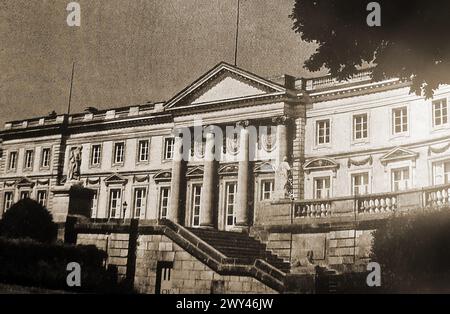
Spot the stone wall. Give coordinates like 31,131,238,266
134,234,275,294
254,201,291,226
77,233,129,280
263,229,374,273
76,232,276,294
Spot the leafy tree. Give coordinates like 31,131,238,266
371,209,450,293
0,198,57,243
290,0,450,98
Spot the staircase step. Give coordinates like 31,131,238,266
199,238,265,248
186,227,291,274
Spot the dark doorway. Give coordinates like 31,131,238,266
155,261,174,294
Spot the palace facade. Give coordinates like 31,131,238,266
1,62,450,293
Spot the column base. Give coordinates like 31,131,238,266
199,223,215,229
232,224,249,233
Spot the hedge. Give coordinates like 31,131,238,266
0,237,128,293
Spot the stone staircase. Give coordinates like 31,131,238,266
187,228,291,273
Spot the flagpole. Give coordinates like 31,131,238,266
234,0,240,66
67,61,75,115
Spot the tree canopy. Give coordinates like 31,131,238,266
290,0,450,98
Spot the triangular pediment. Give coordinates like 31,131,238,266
303,158,339,174
254,161,276,173
219,164,238,176
381,147,419,164
186,166,204,177
153,170,172,182
165,62,286,109
104,173,128,186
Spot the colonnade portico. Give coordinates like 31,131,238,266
168,115,291,231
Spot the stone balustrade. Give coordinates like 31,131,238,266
356,193,398,214
305,69,372,91
292,185,450,220
424,184,450,208
294,200,332,218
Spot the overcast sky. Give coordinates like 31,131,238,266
0,0,318,127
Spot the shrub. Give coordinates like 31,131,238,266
370,209,450,293
0,198,57,243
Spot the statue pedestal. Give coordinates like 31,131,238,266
52,185,72,223
51,181,94,223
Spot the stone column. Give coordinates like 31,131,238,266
273,115,290,199
200,129,215,228
235,121,250,229
274,115,289,165
169,135,183,223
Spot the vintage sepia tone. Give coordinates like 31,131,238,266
1,1,450,294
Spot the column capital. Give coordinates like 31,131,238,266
236,120,250,128
272,115,292,125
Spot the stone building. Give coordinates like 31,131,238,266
1,62,449,293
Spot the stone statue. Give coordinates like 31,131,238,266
276,156,293,199
291,250,316,274
68,146,82,181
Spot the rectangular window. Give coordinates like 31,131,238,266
91,190,98,218
138,140,150,162
3,192,13,211
316,120,330,145
24,150,34,169
91,145,102,166
433,99,448,127
314,177,331,199
392,107,408,134
191,185,202,227
159,187,170,219
353,114,368,140
37,190,47,207
20,191,30,200
164,138,174,160
225,183,237,228
392,167,410,192
445,161,450,184
133,188,147,218
41,148,51,168
108,189,122,218
352,173,369,196
8,152,17,170
261,179,274,200
113,142,125,164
